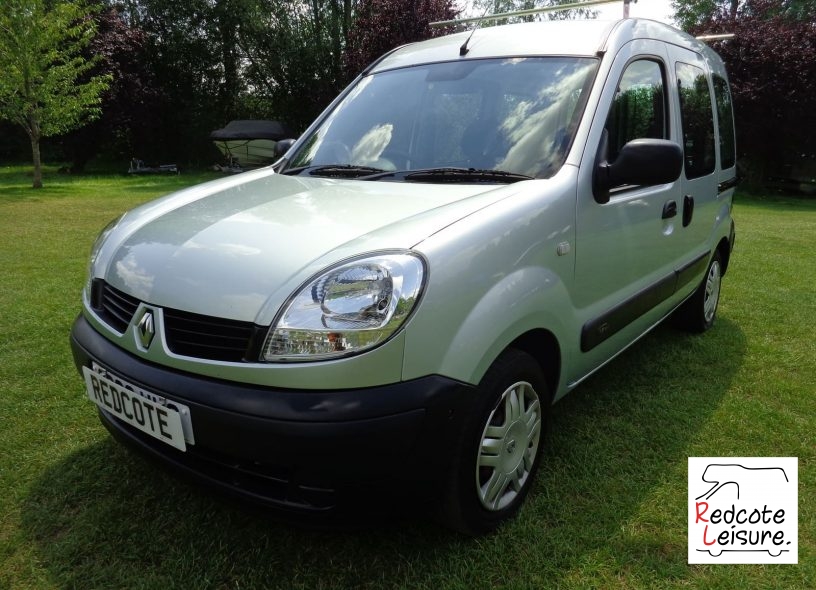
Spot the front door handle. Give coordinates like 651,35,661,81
662,200,677,219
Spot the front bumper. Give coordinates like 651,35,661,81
70,314,475,518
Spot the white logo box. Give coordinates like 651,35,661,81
688,457,798,564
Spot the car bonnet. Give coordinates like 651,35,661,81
94,169,522,323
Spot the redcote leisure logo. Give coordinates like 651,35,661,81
688,457,798,564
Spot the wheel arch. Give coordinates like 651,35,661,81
404,263,574,391
716,236,732,275
506,329,560,403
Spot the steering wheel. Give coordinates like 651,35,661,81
379,150,413,170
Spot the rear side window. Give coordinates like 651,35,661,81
606,59,667,162
676,62,715,178
712,75,736,169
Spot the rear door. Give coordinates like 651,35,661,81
667,47,719,291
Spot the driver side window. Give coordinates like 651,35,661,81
606,59,668,162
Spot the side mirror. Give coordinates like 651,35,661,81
274,138,296,158
593,135,683,204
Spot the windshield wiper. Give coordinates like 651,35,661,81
360,167,534,184
282,164,387,178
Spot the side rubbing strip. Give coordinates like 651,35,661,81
581,274,675,352
581,250,711,352
675,251,710,291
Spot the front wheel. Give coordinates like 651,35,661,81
440,349,548,535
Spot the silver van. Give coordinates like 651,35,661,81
71,18,737,533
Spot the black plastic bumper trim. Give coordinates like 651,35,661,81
71,314,470,422
70,314,476,514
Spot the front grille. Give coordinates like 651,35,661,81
163,308,255,362
95,281,140,333
94,280,258,362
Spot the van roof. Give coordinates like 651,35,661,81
371,19,723,73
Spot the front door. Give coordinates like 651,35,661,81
572,40,685,381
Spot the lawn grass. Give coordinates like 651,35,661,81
1,166,814,589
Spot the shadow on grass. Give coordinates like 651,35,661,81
20,318,746,589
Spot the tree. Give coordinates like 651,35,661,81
672,0,815,31
0,0,110,187
687,0,816,182
113,0,338,161
672,0,738,31
343,0,458,77
469,0,598,23
61,6,161,172
237,0,355,132
119,0,238,164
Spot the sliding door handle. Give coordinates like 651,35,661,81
683,195,695,227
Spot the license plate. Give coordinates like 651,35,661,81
82,365,193,452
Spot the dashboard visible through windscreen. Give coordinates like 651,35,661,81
286,57,599,181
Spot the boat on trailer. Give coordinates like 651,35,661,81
210,120,291,169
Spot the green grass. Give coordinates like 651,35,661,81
1,165,814,589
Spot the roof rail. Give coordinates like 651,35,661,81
695,33,736,41
430,0,621,28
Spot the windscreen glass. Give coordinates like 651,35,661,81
286,57,598,179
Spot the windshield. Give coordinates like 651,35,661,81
284,57,599,181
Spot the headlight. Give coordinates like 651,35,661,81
262,253,425,361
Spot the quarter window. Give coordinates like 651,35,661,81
713,75,736,169
606,59,667,162
676,62,716,178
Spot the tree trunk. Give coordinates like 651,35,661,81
217,0,239,119
31,136,43,189
330,0,342,81
312,0,322,37
343,0,352,41
28,116,43,189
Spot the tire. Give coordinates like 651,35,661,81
675,250,723,333
440,349,548,535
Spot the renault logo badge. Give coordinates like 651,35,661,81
136,310,155,350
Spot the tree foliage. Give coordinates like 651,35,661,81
688,0,816,182
469,0,597,23
101,0,362,162
672,0,737,31
343,0,458,76
114,0,244,163
60,7,161,172
0,0,110,187
673,0,815,31
0,0,611,171
80,0,462,165
237,0,356,132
